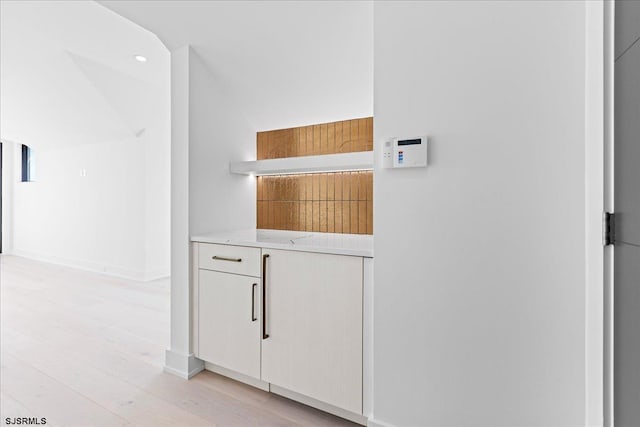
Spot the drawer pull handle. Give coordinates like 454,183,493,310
251,283,257,322
262,254,270,339
212,256,242,263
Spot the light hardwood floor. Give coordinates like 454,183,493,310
0,255,357,427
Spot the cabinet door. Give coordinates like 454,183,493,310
261,249,363,414
198,269,261,379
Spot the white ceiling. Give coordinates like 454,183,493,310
98,0,373,131
0,0,169,149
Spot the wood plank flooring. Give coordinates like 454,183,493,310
0,255,356,427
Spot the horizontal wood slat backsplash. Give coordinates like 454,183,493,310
256,117,373,234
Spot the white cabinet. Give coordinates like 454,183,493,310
194,242,365,419
198,269,261,379
195,243,262,380
261,249,363,414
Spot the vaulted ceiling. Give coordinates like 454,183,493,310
0,1,169,149
1,1,373,149
98,0,373,131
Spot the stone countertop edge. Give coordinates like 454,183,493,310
191,229,374,258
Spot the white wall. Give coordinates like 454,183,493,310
373,1,602,426
9,139,144,277
144,92,172,279
5,130,169,281
188,50,256,235
1,141,16,253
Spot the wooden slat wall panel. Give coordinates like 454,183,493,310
257,171,373,234
257,117,373,159
339,120,350,153
256,117,373,234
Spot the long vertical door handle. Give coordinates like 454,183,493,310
262,254,270,339
251,283,257,321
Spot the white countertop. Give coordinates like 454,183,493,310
191,229,373,258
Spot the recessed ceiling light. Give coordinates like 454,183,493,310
134,55,147,62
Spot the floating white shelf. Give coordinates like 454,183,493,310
229,151,373,176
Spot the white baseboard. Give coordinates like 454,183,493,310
367,418,396,427
164,349,204,379
9,249,167,282
144,268,170,282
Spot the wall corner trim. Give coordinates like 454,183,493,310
163,349,204,379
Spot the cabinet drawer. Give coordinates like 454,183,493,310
198,243,261,277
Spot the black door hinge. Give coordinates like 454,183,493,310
604,212,616,246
